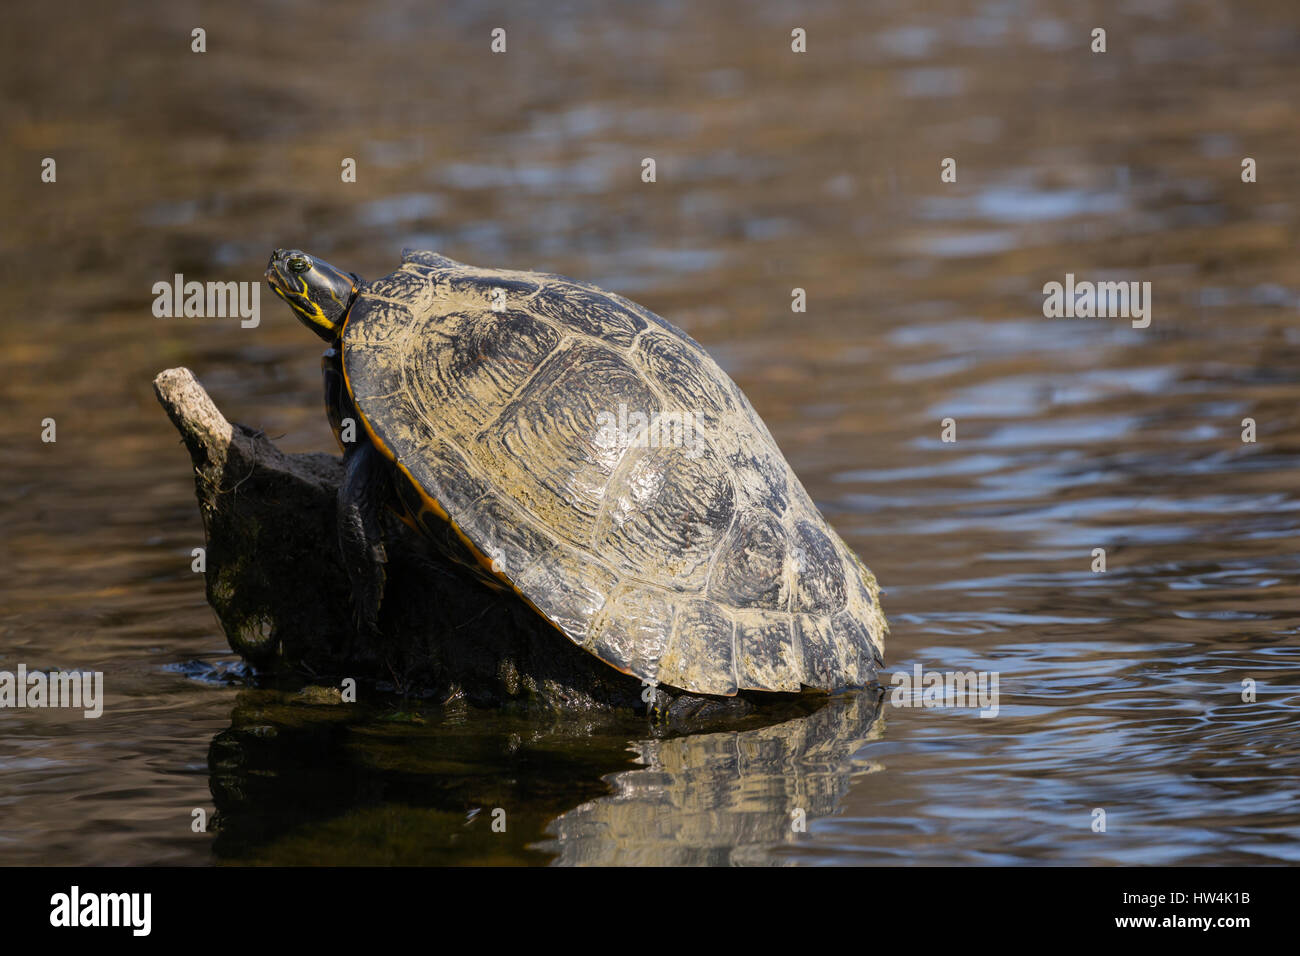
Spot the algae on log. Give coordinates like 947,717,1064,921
152,366,657,713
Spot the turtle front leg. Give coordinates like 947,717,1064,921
337,440,390,646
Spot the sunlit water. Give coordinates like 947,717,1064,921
2,0,1298,865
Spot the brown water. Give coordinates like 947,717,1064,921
2,0,1299,865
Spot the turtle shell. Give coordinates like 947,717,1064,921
341,249,886,695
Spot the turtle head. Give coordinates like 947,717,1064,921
265,249,360,341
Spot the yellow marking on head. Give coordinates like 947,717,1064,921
291,273,334,328
271,270,336,333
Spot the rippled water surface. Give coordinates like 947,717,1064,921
2,0,1299,865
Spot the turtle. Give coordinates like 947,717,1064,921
264,247,886,697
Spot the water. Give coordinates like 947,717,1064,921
2,0,1298,865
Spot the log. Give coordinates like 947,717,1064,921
153,367,752,718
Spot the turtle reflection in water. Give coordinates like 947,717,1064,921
266,248,886,708
205,686,885,864
536,690,886,865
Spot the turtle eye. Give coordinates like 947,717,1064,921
288,255,311,274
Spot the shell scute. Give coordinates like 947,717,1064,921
657,600,737,696
734,614,802,692
595,442,736,589
707,511,789,611
792,519,848,614
588,584,674,680
529,282,646,348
